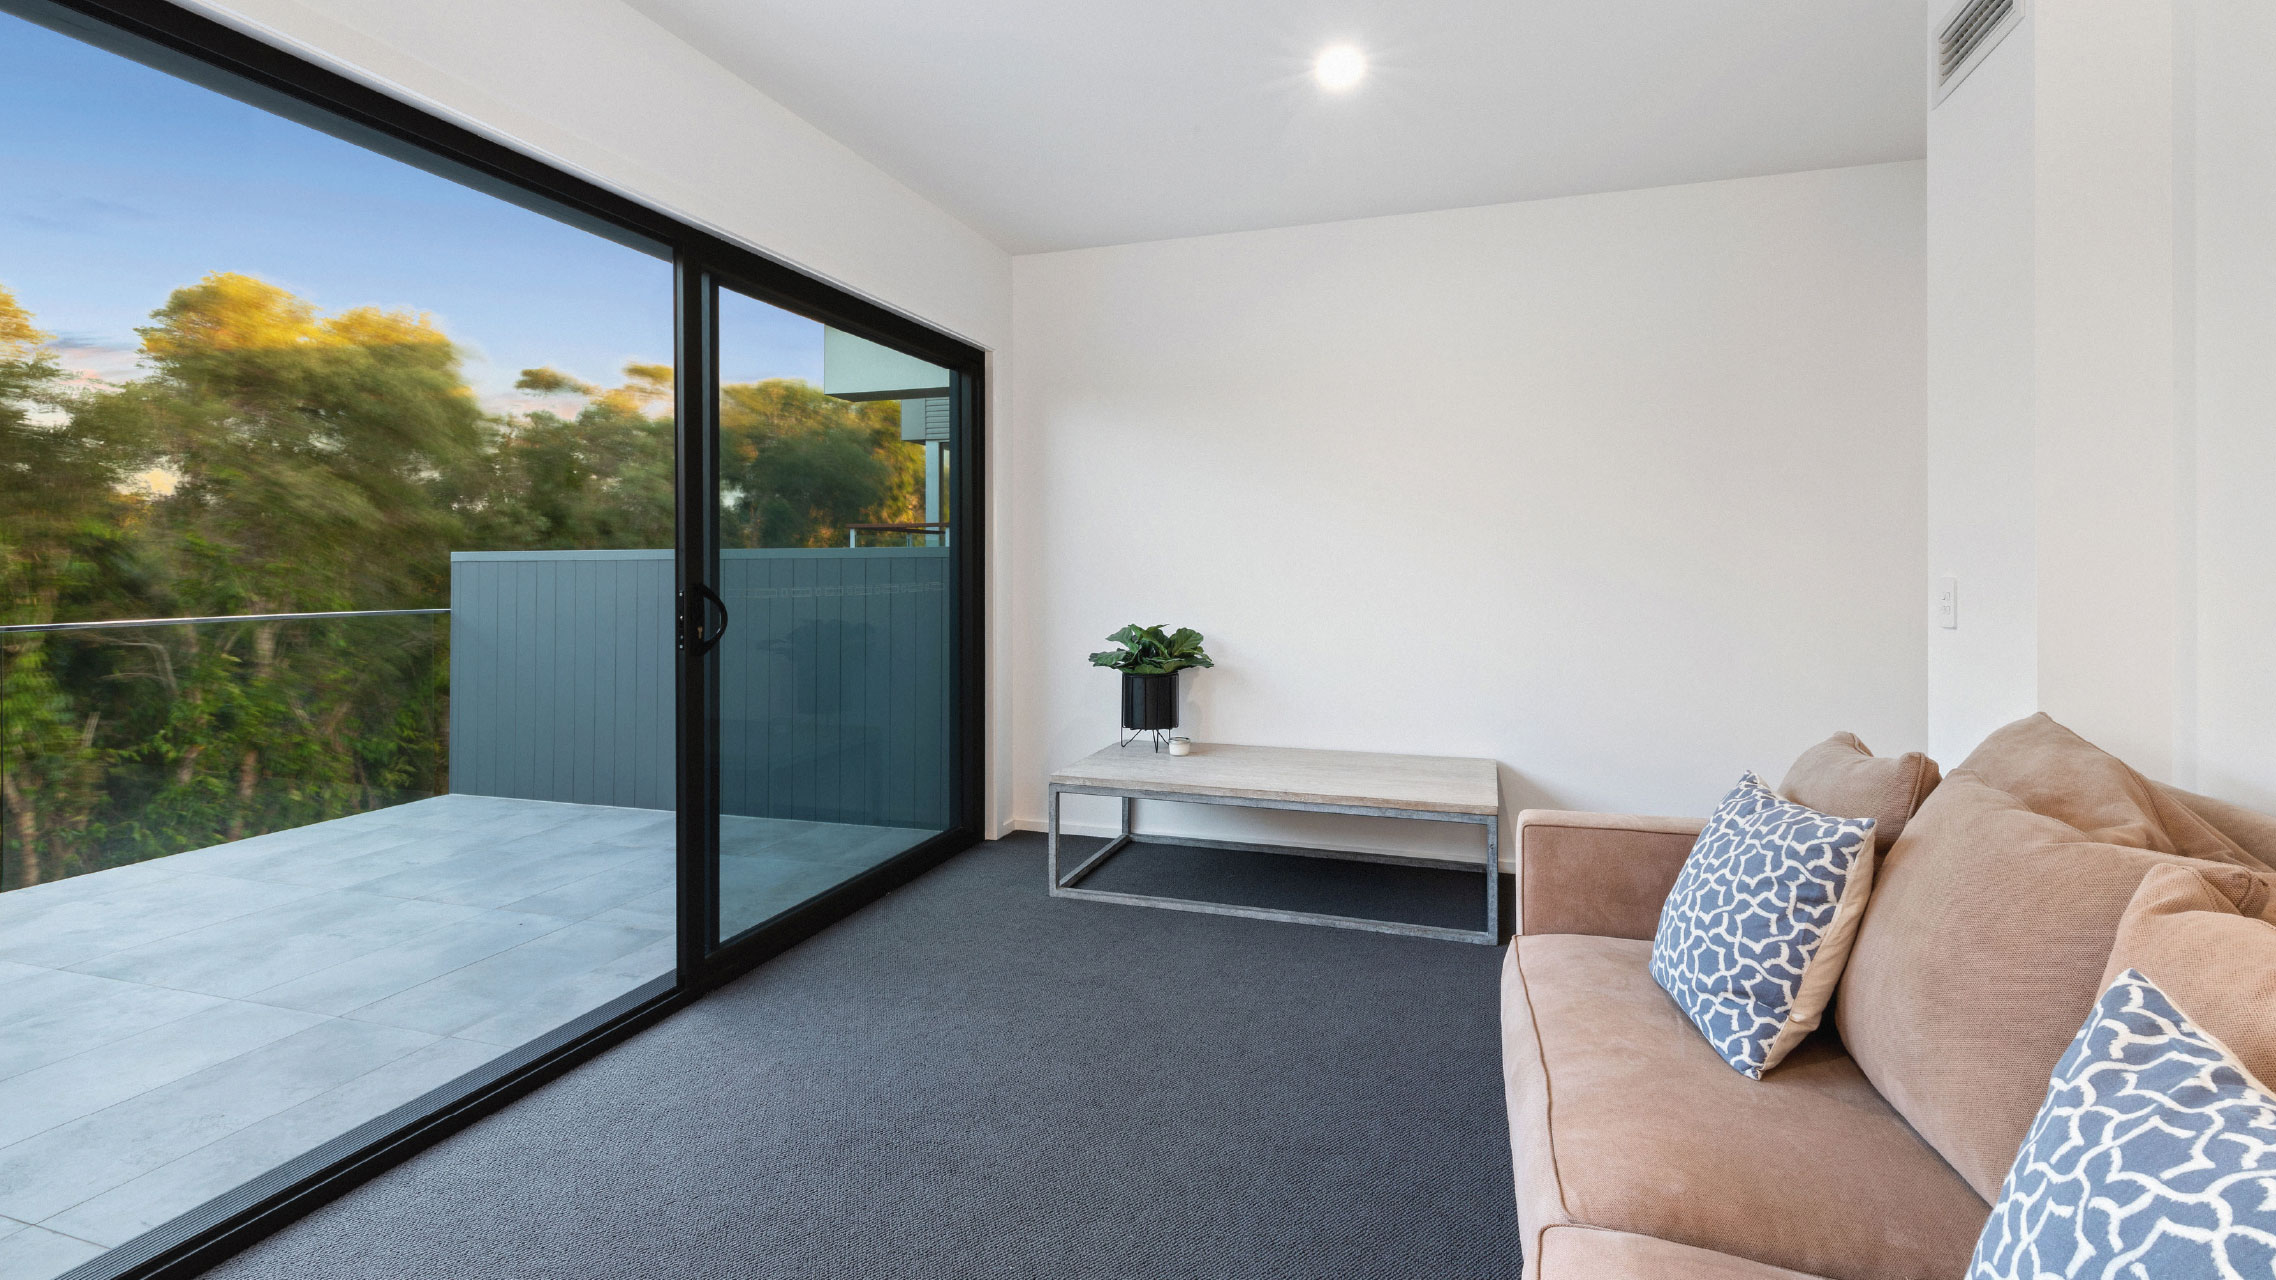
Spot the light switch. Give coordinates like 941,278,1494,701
1936,576,1959,630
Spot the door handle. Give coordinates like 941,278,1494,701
679,583,730,655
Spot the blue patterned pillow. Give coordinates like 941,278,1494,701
1971,968,2276,1279
1649,772,1878,1078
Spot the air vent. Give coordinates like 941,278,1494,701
1934,0,2023,104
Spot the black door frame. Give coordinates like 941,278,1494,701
676,261,987,990
10,2,990,1276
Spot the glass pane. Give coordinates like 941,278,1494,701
712,288,951,943
0,7,673,1268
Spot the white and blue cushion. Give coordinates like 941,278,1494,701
1649,772,1878,1078
1970,968,2276,1279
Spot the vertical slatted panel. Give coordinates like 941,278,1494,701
641,553,673,801
449,548,948,824
536,561,561,800
863,553,892,823
909,548,948,827
572,561,596,803
839,556,868,823
891,553,916,822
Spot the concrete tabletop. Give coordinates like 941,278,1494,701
1049,742,1500,816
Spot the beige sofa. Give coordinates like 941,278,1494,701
1499,717,2276,1279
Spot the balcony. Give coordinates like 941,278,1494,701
0,546,945,1274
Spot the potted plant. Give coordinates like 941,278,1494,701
1088,624,1213,746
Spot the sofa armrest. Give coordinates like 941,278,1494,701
1514,809,1704,940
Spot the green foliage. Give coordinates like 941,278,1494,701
456,379,676,551
720,380,922,549
514,366,595,397
1087,624,1214,676
0,273,927,890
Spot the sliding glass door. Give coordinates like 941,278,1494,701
0,8,683,1274
0,3,981,1277
694,284,957,949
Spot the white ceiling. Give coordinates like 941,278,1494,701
621,0,1927,255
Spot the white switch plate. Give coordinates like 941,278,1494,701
1936,576,1959,629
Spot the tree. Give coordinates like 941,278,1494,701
1,272,938,888
719,379,922,548
49,274,477,858
0,283,118,884
90,272,484,615
454,365,677,551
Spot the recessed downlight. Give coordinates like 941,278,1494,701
1313,44,1366,92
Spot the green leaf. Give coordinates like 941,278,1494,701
1085,622,1210,673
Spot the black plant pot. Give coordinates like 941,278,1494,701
1121,672,1179,731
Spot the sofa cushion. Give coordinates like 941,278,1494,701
1959,713,2257,866
1778,731,1940,853
2150,780,2276,872
1835,770,2276,1199
1534,1226,1834,1280
1502,935,1988,1280
1969,968,2276,1279
2100,862,2276,1080
1650,773,1878,1077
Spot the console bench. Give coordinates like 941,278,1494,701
1045,741,1503,944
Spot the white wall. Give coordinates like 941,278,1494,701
1925,0,2276,806
2188,0,2276,809
1925,1,2189,778
186,0,1022,833
1924,18,2037,764
1012,162,1929,863
2031,2,2183,781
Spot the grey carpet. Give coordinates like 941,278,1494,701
1076,840,1498,931
199,834,1520,1279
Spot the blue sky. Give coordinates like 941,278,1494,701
0,10,822,403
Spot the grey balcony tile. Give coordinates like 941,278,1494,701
0,856,196,912
716,837,916,931
544,805,674,845
343,920,667,1038
339,836,593,903
587,884,676,932
432,801,594,842
0,874,321,970
591,935,676,983
0,1224,106,1280
499,858,673,920
0,967,172,1031
65,893,488,1000
0,971,223,1081
600,815,678,848
301,798,533,844
243,909,566,1016
160,826,428,884
718,816,927,866
322,796,456,824
0,1018,435,1224
405,844,656,911
256,827,520,893
0,1000,323,1149
445,953,668,1048
40,1035,499,1248
0,798,725,1246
